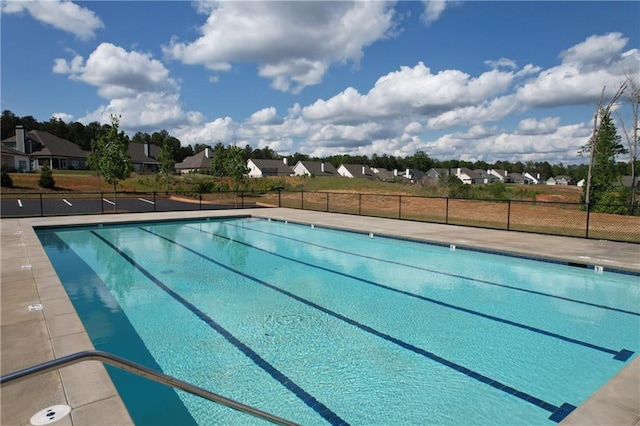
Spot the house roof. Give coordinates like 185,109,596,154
294,161,338,176
372,167,395,180
9,130,88,158
1,144,27,156
455,168,482,179
473,169,495,179
248,159,294,174
128,143,161,164
175,149,212,170
339,164,375,178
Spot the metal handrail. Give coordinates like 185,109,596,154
0,350,298,426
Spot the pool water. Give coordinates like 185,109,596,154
37,218,639,425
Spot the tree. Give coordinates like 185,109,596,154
585,110,626,207
227,145,249,180
210,142,227,177
38,164,55,189
1,163,13,187
617,75,639,212
91,115,132,210
157,134,175,190
583,83,626,206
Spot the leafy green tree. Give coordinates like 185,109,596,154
91,115,132,210
38,164,55,189
584,111,626,206
157,135,175,189
210,142,227,177
1,163,13,187
227,145,249,180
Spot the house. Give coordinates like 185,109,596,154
1,144,30,172
473,169,498,184
425,168,450,183
507,172,531,185
371,167,395,181
1,125,88,171
337,164,376,179
524,172,544,185
453,168,485,185
247,158,294,177
391,168,425,182
488,169,514,183
175,147,212,174
128,142,161,172
292,161,338,177
546,175,573,185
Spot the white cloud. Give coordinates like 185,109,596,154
247,107,283,125
163,1,397,93
53,43,200,130
1,0,103,40
51,112,73,122
485,58,517,70
421,0,447,25
517,117,560,135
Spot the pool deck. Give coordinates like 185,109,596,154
1,208,638,425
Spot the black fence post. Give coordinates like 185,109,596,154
241,191,244,209
40,193,43,217
398,195,402,219
507,200,511,230
445,197,449,224
101,192,104,214
358,193,362,216
199,193,202,210
585,203,591,239
153,191,157,212
278,189,282,207
326,193,329,212
301,190,304,210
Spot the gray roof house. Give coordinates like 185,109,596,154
524,172,544,184
292,161,338,177
337,164,376,179
453,168,485,185
128,142,161,172
175,148,212,174
1,125,88,171
507,172,531,185
546,175,573,185
247,158,294,177
1,143,30,172
473,169,498,184
371,167,395,181
425,168,451,183
488,169,514,183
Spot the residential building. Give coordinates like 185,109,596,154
247,158,294,177
371,167,395,181
507,172,531,185
292,161,338,177
1,144,30,172
453,168,485,185
128,142,161,172
524,172,544,184
1,125,88,171
175,148,213,174
488,169,514,183
337,164,376,179
473,169,498,184
546,175,573,185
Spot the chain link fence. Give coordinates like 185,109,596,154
2,190,638,243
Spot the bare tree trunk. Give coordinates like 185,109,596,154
617,75,639,214
584,83,627,206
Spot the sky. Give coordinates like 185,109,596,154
1,1,639,165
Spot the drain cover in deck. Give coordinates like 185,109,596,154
30,405,71,425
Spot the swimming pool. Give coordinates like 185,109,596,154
36,217,639,425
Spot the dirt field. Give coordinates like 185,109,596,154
3,173,638,242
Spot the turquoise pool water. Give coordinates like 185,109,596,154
37,217,639,425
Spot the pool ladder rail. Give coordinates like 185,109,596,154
0,350,299,426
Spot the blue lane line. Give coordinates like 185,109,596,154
90,231,348,426
225,220,640,318
185,225,633,362
141,227,577,423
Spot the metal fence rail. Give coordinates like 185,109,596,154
1,190,638,243
0,350,298,426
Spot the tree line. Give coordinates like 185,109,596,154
2,109,635,186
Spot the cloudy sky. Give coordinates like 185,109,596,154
1,1,638,164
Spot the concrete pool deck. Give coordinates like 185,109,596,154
1,208,638,425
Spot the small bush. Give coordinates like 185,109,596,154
1,164,13,187
38,165,56,189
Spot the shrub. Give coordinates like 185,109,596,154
38,165,55,189
1,164,13,187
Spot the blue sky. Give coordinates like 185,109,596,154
1,1,638,164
